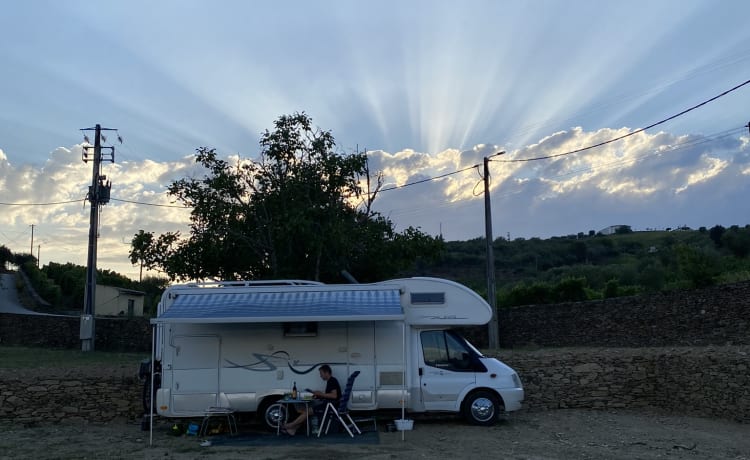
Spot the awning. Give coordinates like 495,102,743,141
151,287,404,324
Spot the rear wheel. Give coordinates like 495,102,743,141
141,373,160,415
258,397,287,431
462,390,500,426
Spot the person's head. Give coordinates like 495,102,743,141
319,364,332,380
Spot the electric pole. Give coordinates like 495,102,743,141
484,151,505,350
79,124,117,352
29,224,35,255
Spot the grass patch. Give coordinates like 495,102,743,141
0,345,148,369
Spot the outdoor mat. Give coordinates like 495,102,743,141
204,429,379,447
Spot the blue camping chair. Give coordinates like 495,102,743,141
317,370,362,437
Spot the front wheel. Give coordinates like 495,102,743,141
258,398,287,431
462,390,500,426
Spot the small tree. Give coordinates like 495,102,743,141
134,113,442,282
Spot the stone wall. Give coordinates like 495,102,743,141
497,281,750,348
2,346,748,424
0,369,143,424
0,314,151,352
3,280,749,353
496,346,750,423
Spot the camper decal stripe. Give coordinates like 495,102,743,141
224,351,346,374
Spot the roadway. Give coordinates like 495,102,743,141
0,272,68,316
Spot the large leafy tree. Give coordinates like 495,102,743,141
131,113,442,282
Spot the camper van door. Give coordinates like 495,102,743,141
417,330,476,411
169,334,221,414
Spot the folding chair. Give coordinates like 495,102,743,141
318,370,362,437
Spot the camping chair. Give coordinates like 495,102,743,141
317,370,362,437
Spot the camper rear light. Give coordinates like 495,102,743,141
160,405,168,411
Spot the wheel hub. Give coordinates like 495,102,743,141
471,397,495,422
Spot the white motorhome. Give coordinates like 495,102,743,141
148,277,524,427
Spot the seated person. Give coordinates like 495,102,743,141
282,364,341,436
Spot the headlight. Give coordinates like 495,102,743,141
511,373,522,388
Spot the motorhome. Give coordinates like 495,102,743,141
147,277,524,428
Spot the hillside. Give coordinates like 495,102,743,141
11,224,750,311
415,225,750,307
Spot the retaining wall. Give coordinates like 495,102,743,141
1,346,748,424
0,369,142,425
497,281,750,348
0,314,151,352
498,346,750,423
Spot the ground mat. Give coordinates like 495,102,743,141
205,429,379,446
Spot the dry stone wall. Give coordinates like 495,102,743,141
1,346,748,424
0,314,151,352
497,346,750,423
0,368,142,425
497,281,750,348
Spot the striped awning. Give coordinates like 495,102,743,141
151,287,403,324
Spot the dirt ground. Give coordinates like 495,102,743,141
1,408,748,460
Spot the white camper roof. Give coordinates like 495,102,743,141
151,284,404,324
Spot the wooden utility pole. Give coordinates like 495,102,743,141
29,224,35,255
483,151,505,350
80,124,116,351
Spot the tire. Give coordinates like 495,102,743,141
258,397,287,431
462,390,500,426
142,373,161,415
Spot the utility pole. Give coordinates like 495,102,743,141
484,151,505,350
80,124,117,352
37,244,40,267
29,224,35,255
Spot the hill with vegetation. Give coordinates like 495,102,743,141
4,224,750,313
420,224,750,307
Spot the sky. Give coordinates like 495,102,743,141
1,0,750,281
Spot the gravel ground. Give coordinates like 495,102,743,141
1,408,748,460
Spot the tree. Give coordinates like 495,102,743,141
0,245,12,270
721,226,750,258
708,225,725,247
133,113,442,282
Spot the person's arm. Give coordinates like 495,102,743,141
312,388,339,400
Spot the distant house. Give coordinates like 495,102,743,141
96,284,145,317
598,225,632,235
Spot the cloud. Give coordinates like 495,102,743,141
1,128,748,279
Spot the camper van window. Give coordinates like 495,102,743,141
410,292,445,304
420,330,474,372
283,322,318,337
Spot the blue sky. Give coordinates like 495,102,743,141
1,0,750,279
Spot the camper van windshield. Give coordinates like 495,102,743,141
451,331,485,357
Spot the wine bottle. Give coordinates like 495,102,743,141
292,381,297,399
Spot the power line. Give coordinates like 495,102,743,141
377,78,750,192
110,197,189,208
0,197,187,208
496,78,750,164
378,164,480,193
0,199,85,206
380,126,748,220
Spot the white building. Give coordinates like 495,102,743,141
96,284,145,317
